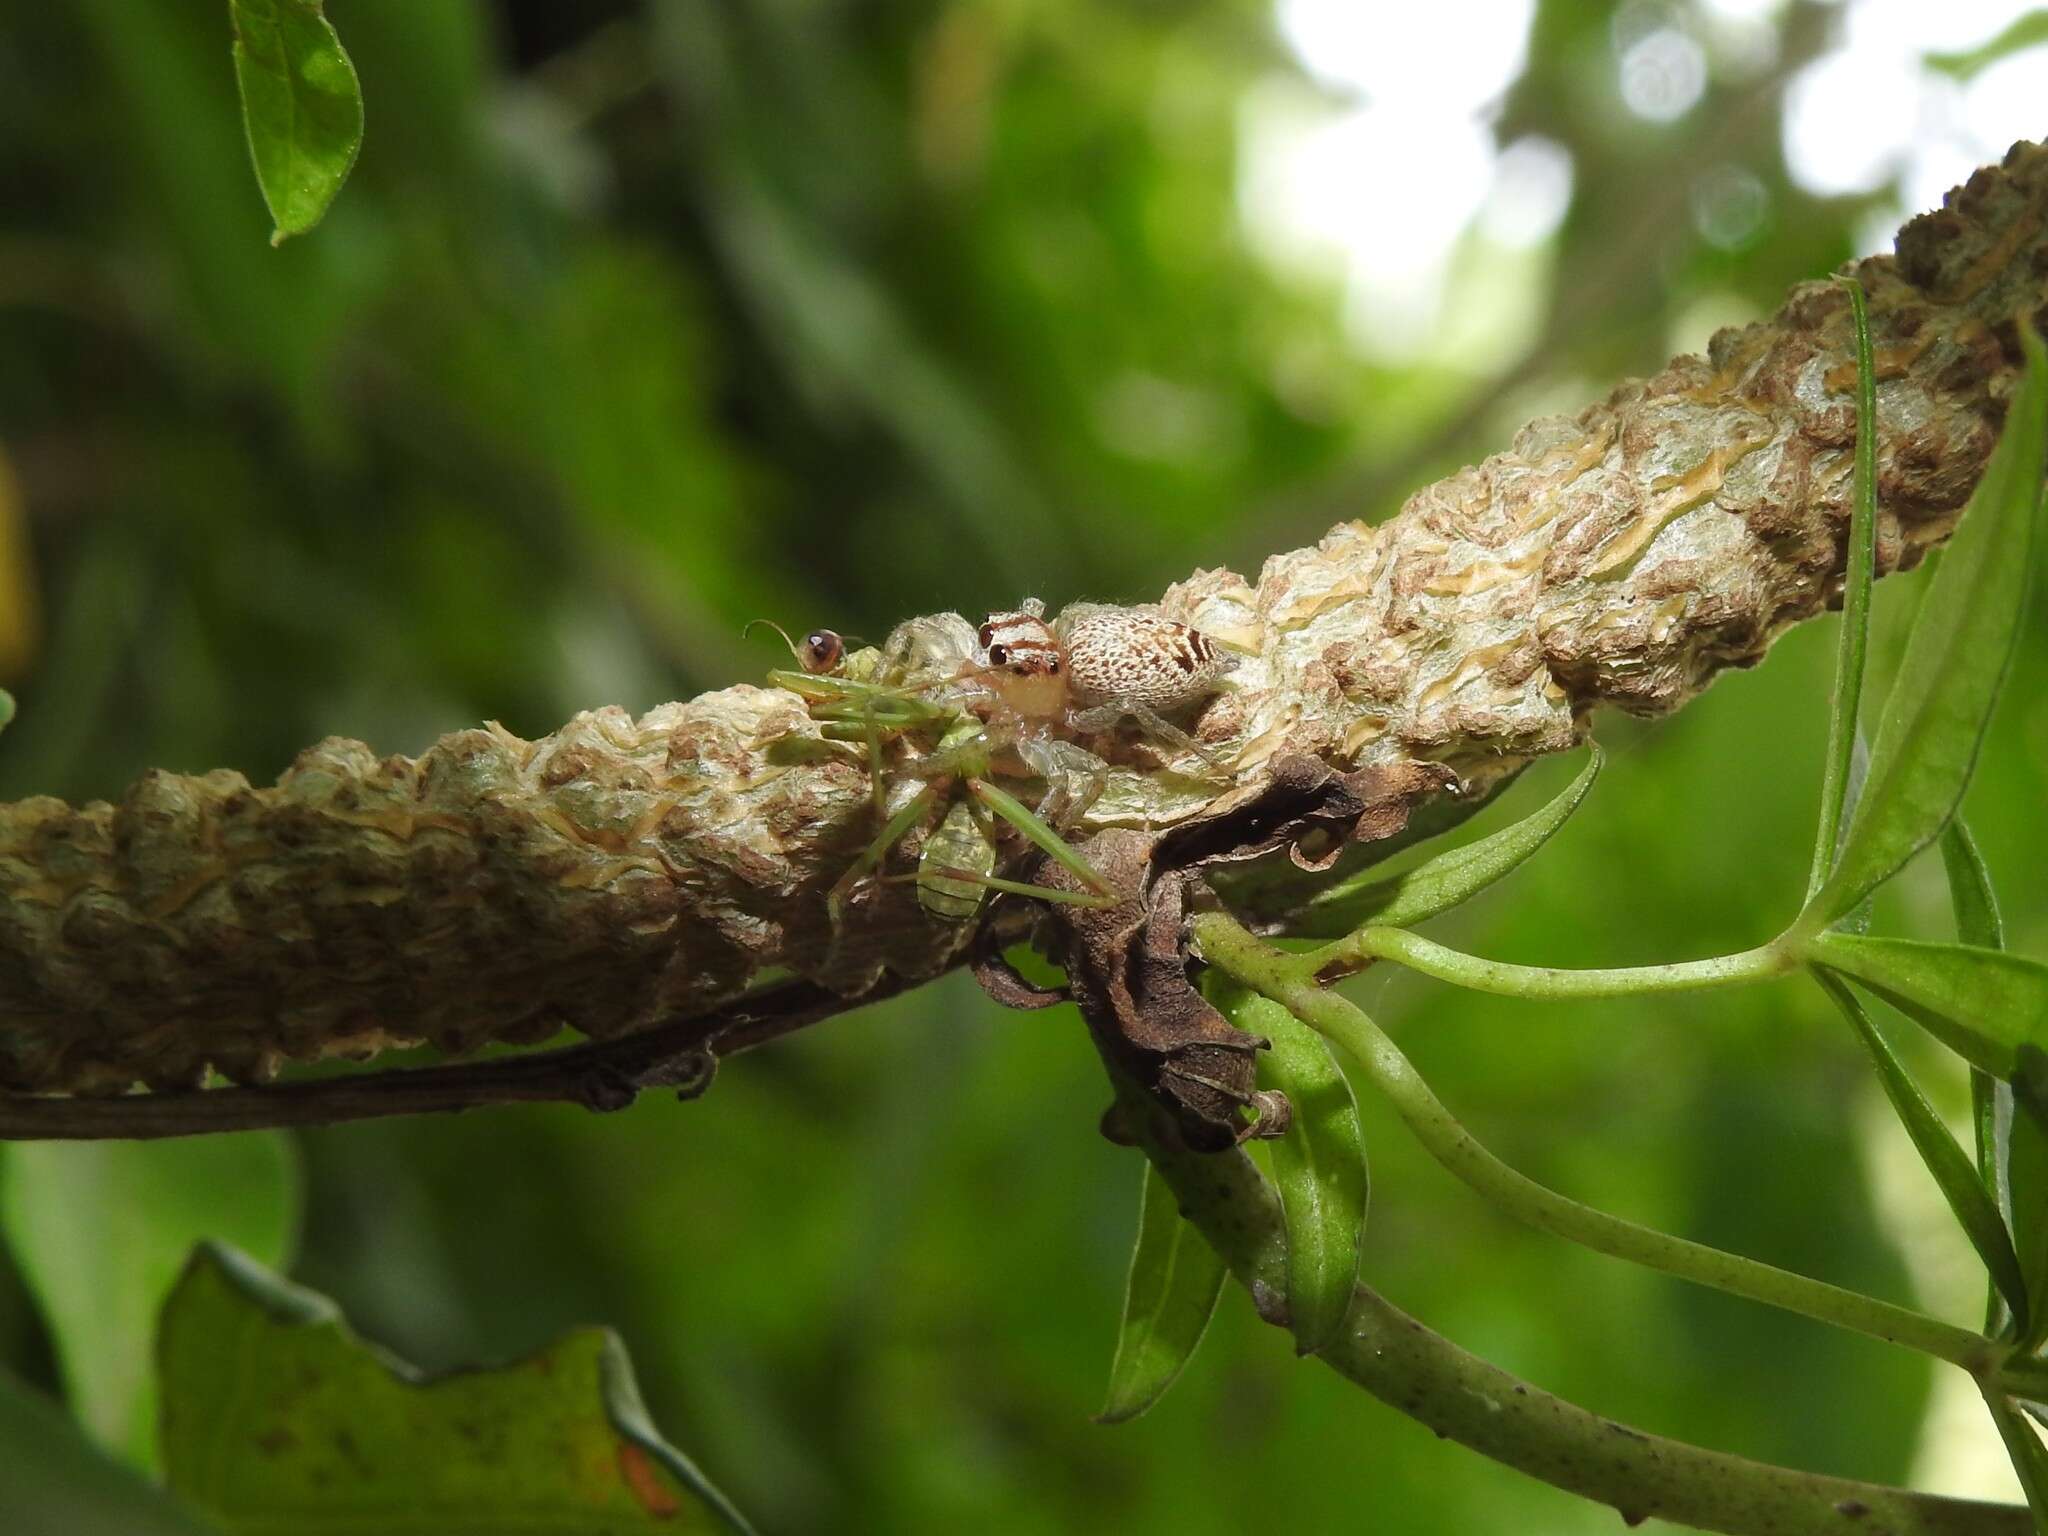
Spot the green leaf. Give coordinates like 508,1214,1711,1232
0,1367,219,1536
159,1244,756,1534
0,688,13,734
1805,325,2048,926
1243,990,1370,1356
1807,276,1880,900
2011,1064,2048,1354
1293,745,1602,939
1804,931,2048,1079
1982,1387,2048,1530
0,1133,298,1471
1943,817,2006,952
1096,1163,1226,1424
1941,818,2034,1338
1812,971,2028,1328
1926,11,2048,78
229,0,364,245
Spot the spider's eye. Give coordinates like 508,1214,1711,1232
1047,657,1059,673
977,623,995,646
987,643,1008,665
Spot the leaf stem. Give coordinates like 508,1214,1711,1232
1194,913,1996,1372
1298,924,1795,999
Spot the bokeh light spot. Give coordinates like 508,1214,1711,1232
1620,28,1709,122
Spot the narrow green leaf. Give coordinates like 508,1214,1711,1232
2011,1065,2048,1354
1804,931,2048,1078
0,687,14,734
0,1367,218,1536
159,1243,755,1534
1233,986,1370,1356
1807,276,1880,900
1293,745,1602,939
1982,1388,2048,1530
1806,325,2048,925
1943,817,2006,951
1097,1163,1227,1424
1942,818,2029,1335
1813,971,2028,1327
229,0,364,245
0,1133,297,1472
1926,11,2048,78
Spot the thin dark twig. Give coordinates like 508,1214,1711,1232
0,968,936,1142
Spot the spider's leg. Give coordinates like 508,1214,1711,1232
1015,737,1107,829
859,695,890,818
1068,703,1226,775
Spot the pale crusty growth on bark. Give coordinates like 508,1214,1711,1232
4,143,2046,1097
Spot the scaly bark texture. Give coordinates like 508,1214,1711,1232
4,142,2046,1097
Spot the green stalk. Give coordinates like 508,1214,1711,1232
1194,913,1995,1372
1303,925,1794,999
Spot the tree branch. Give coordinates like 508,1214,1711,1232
0,967,932,1140
3,141,2046,1121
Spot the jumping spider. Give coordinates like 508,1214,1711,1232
758,599,1238,922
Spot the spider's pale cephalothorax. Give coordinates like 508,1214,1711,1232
975,601,1068,723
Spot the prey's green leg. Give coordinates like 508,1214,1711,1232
966,778,1118,907
769,670,949,724
828,783,938,926
903,732,995,783
863,696,888,818
918,868,1120,911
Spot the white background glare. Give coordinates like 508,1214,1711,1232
1482,137,1577,249
1245,0,1541,361
1782,0,2048,248
1274,0,1533,109
1242,0,2048,366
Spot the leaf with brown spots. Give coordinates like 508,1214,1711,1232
159,1243,754,1534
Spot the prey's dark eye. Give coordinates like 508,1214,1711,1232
800,630,844,673
987,643,1009,665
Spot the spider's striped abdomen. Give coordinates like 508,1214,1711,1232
1053,604,1230,714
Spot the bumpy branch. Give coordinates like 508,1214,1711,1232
3,141,2046,1108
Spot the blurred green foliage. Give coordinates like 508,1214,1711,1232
3,1,2047,1530
0,1133,297,1470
